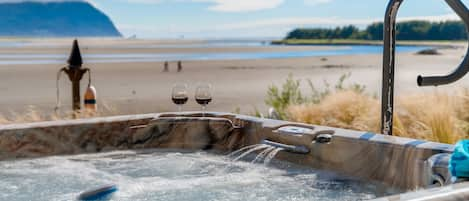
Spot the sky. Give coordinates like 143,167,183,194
1,0,467,38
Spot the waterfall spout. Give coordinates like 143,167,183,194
261,139,310,154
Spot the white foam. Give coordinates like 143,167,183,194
0,151,382,201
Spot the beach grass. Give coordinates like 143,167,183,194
287,90,469,144
0,100,121,124
268,74,469,144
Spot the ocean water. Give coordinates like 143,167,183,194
0,150,390,201
0,44,428,65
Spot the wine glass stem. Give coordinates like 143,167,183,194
202,105,206,117
178,105,182,112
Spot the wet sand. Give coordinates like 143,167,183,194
0,38,466,118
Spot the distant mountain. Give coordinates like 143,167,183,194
0,1,121,37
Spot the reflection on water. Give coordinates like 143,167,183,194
0,151,394,201
0,45,428,65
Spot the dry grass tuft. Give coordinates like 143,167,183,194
288,90,469,144
0,100,121,125
394,92,463,143
288,90,380,131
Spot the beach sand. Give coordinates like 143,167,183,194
0,38,467,119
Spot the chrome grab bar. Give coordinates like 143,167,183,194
381,0,469,135
381,0,403,136
418,0,469,86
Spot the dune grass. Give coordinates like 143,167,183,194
268,74,469,144
0,101,120,125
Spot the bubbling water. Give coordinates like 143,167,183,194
0,150,386,201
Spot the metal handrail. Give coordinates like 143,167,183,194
418,0,469,86
381,0,469,135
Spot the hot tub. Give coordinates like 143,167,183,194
0,112,462,200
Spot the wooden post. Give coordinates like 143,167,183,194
63,39,88,116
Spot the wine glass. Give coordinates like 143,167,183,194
195,83,212,116
172,83,188,112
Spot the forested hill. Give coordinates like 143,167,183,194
285,21,467,41
0,1,121,37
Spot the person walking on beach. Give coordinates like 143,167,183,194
163,61,169,72
177,61,183,72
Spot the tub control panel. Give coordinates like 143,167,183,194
276,126,315,136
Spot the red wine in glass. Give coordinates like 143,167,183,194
173,97,189,105
195,98,211,105
195,83,212,116
172,83,188,112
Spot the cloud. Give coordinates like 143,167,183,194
116,0,161,3
218,17,370,30
216,13,460,30
116,0,284,12
304,0,332,6
399,13,459,22
194,0,284,12
118,13,462,38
